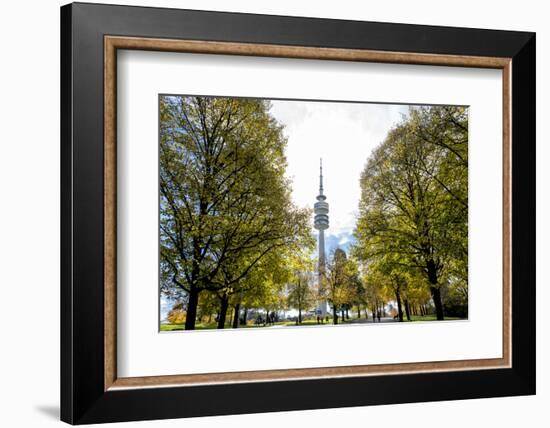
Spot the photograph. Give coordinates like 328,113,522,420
53,2,536,424
159,95,469,331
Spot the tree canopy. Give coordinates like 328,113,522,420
160,96,313,329
353,106,468,320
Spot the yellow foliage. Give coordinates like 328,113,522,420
167,308,186,324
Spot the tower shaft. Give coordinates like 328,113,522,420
318,229,325,274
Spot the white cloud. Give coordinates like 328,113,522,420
270,100,409,241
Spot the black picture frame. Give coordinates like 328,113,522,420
61,2,535,424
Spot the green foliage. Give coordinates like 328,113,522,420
286,250,317,322
321,248,359,323
353,106,468,320
159,96,313,329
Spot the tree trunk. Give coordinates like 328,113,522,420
372,305,376,322
427,259,444,320
357,305,361,319
341,308,346,323
395,289,403,322
345,308,350,319
430,287,444,320
217,296,229,329
404,299,411,321
332,306,338,324
298,307,302,324
242,308,248,326
184,287,199,330
232,303,240,328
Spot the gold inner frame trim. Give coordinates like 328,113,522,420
104,35,512,391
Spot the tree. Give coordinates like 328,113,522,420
287,272,314,323
215,250,293,329
160,96,311,329
197,290,218,324
166,302,186,324
323,248,355,324
354,106,468,320
364,254,410,322
286,251,316,324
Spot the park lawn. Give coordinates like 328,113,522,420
161,318,377,331
160,315,466,331
160,321,290,331
160,322,224,331
409,314,464,322
160,323,186,331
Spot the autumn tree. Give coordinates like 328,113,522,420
368,255,410,322
197,290,218,324
354,106,468,320
323,248,356,324
286,250,316,324
360,268,386,322
167,302,186,325
340,257,361,321
160,96,311,329
216,250,293,329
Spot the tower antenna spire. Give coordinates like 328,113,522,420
319,158,323,195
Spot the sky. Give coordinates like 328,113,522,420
269,99,409,254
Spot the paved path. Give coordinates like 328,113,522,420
261,317,397,328
349,317,397,324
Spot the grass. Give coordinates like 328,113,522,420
160,323,187,331
160,318,330,331
160,321,272,331
409,314,463,322
160,314,466,331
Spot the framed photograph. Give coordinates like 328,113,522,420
60,2,535,424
